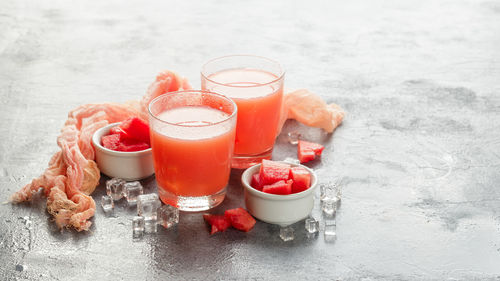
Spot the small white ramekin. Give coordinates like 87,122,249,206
92,122,154,181
241,161,318,226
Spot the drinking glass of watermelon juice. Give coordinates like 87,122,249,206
148,90,237,211
201,55,285,169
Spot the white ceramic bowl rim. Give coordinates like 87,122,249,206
92,122,152,157
241,162,318,200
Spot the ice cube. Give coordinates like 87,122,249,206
321,198,338,217
305,217,319,234
137,193,161,220
144,218,158,233
283,157,300,165
324,220,337,243
106,178,126,200
157,204,179,229
279,226,294,242
287,131,301,145
320,181,341,203
132,216,145,240
101,195,114,213
124,181,144,205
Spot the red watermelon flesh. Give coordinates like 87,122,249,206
298,140,324,163
290,167,311,193
259,160,291,185
119,117,150,145
102,134,121,151
117,141,150,152
251,173,264,191
262,179,293,195
101,117,151,152
224,208,256,232
203,214,231,235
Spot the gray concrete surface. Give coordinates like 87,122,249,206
1,0,500,280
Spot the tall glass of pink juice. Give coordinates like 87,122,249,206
148,90,237,211
201,55,285,169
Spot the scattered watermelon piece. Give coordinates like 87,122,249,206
203,214,231,235
297,140,324,163
120,117,150,145
224,208,256,232
259,159,291,185
262,179,293,195
250,173,264,191
289,167,311,193
101,134,121,151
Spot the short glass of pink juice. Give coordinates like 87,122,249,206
148,90,237,211
201,55,285,169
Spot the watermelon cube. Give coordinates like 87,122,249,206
259,160,291,185
297,140,324,163
262,179,293,195
224,208,256,232
203,214,231,235
119,117,150,145
101,134,121,151
250,173,264,191
289,167,311,193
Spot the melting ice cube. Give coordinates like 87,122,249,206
137,193,161,220
132,216,145,240
157,205,179,229
324,220,337,243
124,181,144,205
320,181,341,203
106,178,126,201
305,217,319,234
321,198,339,217
279,226,294,242
101,195,114,213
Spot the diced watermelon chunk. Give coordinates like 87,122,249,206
224,208,256,232
101,134,121,151
250,173,264,191
119,117,150,145
262,179,293,195
203,214,231,235
297,140,324,163
117,142,150,152
289,167,311,193
102,118,152,152
259,160,291,185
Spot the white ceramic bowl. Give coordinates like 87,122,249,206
241,162,318,226
92,122,154,181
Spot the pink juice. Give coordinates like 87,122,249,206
150,106,236,203
203,69,283,156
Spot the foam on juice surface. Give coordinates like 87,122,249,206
155,106,231,140
208,69,279,99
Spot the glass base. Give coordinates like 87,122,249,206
158,187,226,212
231,148,273,169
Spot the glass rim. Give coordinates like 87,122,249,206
200,54,285,88
148,90,238,128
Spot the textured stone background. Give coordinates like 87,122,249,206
1,0,499,280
